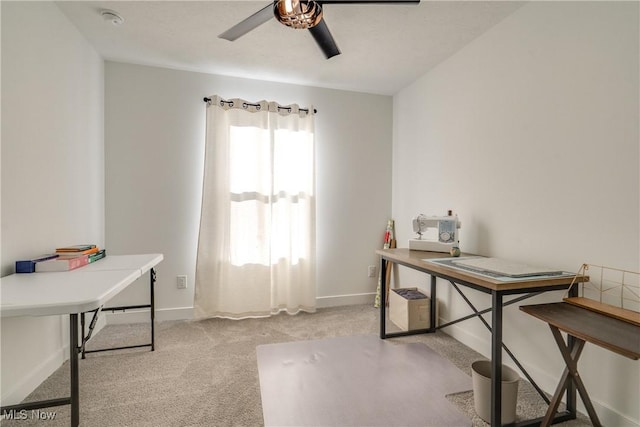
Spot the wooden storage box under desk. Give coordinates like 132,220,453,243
389,288,430,331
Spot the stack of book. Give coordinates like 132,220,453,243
16,245,107,273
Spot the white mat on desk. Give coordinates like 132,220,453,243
257,335,472,427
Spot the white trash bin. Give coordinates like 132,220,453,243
471,360,519,425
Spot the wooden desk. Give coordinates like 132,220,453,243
377,248,582,427
520,302,640,427
0,254,163,427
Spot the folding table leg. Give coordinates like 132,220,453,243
150,267,156,351
69,313,80,427
80,313,86,359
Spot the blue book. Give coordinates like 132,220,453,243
16,254,60,273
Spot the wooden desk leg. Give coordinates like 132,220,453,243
541,326,601,427
491,291,503,427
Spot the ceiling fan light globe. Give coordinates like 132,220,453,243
275,0,323,29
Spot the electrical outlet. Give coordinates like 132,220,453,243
177,275,187,289
368,265,376,278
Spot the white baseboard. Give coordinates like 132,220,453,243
0,346,66,407
106,307,194,324
1,315,108,407
104,295,377,324
105,294,379,324
595,401,640,427
316,292,375,308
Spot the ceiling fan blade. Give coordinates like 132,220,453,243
218,3,275,41
317,0,419,3
308,18,341,59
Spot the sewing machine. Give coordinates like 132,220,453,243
409,213,461,253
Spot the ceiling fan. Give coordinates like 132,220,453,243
219,0,420,59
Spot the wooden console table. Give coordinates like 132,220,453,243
520,302,640,427
377,248,584,426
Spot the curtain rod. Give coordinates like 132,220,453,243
203,97,317,114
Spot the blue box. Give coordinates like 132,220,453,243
16,254,59,273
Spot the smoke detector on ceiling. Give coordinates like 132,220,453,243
101,9,124,26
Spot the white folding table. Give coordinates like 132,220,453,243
0,253,163,426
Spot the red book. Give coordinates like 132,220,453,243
35,254,89,272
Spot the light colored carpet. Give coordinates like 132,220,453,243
1,304,591,426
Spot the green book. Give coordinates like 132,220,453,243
88,249,106,263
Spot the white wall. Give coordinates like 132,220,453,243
0,2,104,404
103,62,393,321
393,2,639,426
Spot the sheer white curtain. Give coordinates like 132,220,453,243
194,96,316,319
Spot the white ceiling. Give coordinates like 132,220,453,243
56,1,525,95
